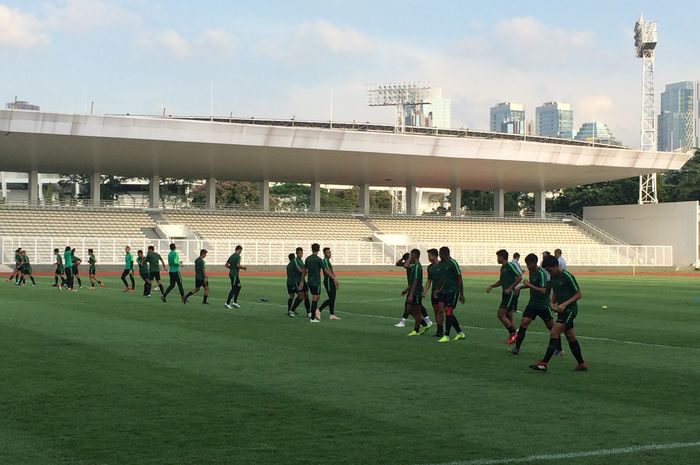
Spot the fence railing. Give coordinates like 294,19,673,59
0,237,673,267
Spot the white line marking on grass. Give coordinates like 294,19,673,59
424,440,700,465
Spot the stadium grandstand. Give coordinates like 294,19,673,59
0,109,694,269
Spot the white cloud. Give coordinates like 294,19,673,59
196,29,235,55
135,28,236,58
0,4,48,48
44,0,139,31
156,30,192,57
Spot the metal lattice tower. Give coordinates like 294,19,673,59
635,15,658,204
368,83,431,133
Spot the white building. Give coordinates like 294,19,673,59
490,102,525,135
535,102,574,139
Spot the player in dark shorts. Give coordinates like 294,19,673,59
52,248,66,290
511,253,562,356
71,249,83,288
286,253,300,317
121,246,135,292
486,249,522,344
8,248,22,284
403,249,427,336
434,246,466,342
225,245,247,309
146,246,167,297
303,243,324,323
288,247,311,317
87,249,104,289
162,243,185,303
422,249,442,336
530,255,587,372
19,250,36,286
63,246,75,291
185,249,209,304
394,252,433,329
136,249,150,297
319,247,341,320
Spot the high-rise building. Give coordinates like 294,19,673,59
404,87,451,129
5,98,40,111
574,122,622,146
490,102,525,135
657,81,700,151
535,102,574,138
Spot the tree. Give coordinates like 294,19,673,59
460,190,528,214
661,149,700,202
547,178,639,217
58,174,129,201
190,181,260,206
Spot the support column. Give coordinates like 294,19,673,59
493,188,505,218
0,172,6,199
450,187,461,216
359,184,370,214
310,182,321,212
406,185,418,215
534,190,546,219
91,172,101,207
205,178,216,210
27,170,39,206
259,179,270,211
149,175,160,208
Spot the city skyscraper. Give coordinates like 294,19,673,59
404,87,451,129
490,102,525,135
535,102,574,138
657,81,700,151
5,98,39,111
574,122,622,146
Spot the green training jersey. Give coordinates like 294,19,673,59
439,258,462,294
527,268,549,309
147,251,161,271
125,252,134,270
195,257,206,281
426,262,441,291
64,250,73,268
72,256,81,267
15,253,21,265
287,260,301,286
227,253,241,279
551,271,580,311
322,257,334,283
168,250,180,273
305,254,323,286
89,254,96,266
408,262,423,294
499,261,520,290
55,254,63,266
294,257,305,281
137,256,149,274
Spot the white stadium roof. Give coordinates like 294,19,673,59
0,110,692,191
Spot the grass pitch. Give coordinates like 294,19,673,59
1,273,699,465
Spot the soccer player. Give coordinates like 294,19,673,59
434,246,466,342
423,248,442,335
52,248,65,290
394,252,433,329
286,253,299,317
146,245,167,297
486,249,522,344
225,245,247,309
303,243,324,323
318,247,340,320
87,249,104,289
403,249,428,337
511,253,562,356
7,248,22,284
530,255,586,372
19,250,36,286
121,246,135,292
185,249,209,305
162,243,185,303
511,252,524,313
64,246,75,291
136,250,150,297
288,247,311,317
71,249,82,288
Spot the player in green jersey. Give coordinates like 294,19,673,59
8,248,22,284
286,253,301,317
121,246,135,292
318,247,341,320
422,249,442,336
136,250,150,296
162,243,185,303
18,250,36,286
394,252,433,329
511,254,562,356
71,249,82,289
432,246,466,342
403,249,428,336
225,245,246,309
64,246,75,291
303,243,325,323
486,249,522,344
185,249,209,304
52,248,66,290
288,247,311,317
87,249,104,289
146,245,167,297
530,255,587,372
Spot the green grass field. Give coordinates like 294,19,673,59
1,272,700,465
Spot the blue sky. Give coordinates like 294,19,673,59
0,0,698,146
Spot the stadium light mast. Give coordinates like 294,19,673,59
368,83,431,133
635,14,658,204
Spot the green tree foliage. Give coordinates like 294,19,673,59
662,149,700,202
59,174,129,201
460,190,530,213
191,181,260,206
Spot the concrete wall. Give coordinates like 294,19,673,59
584,201,699,269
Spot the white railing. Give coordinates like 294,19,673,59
0,237,673,267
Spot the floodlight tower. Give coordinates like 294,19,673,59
368,83,431,133
635,14,658,204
